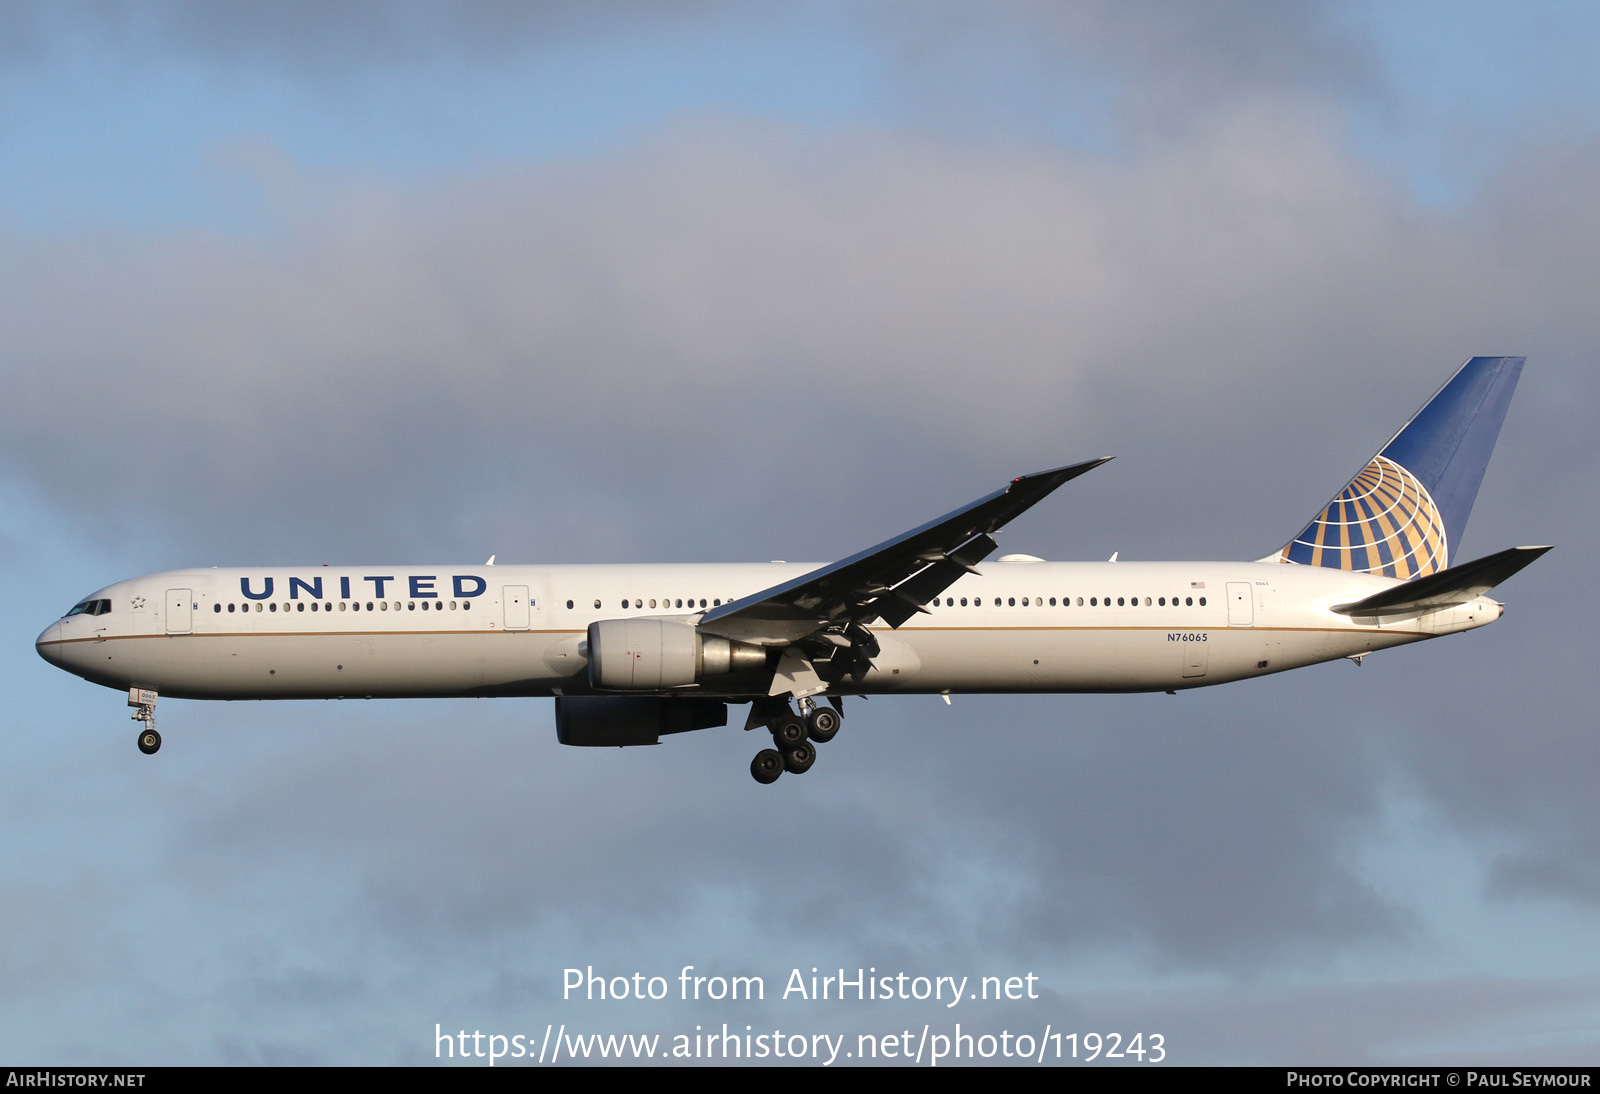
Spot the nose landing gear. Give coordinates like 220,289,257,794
129,687,160,755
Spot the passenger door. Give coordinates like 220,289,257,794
165,588,193,635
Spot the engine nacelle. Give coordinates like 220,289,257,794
586,619,767,691
554,696,728,747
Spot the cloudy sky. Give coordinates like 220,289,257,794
3,0,1597,1066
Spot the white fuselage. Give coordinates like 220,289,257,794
35,559,1502,701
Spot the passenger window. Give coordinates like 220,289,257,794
1199,597,1207,606
649,599,657,608
213,603,221,613
565,600,573,610
594,599,601,609
1185,597,1192,606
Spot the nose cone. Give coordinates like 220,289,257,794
36,621,64,668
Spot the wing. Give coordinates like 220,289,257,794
699,457,1112,650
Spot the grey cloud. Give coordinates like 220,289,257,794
858,0,1376,141
10,1,721,73
10,98,1600,1062
1101,976,1600,1065
7,111,1593,570
150,689,1402,977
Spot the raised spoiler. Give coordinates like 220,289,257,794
1332,545,1552,619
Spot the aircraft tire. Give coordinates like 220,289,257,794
771,716,808,749
806,708,840,743
751,749,785,784
782,741,816,774
137,729,162,755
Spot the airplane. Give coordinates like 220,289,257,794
37,356,1548,784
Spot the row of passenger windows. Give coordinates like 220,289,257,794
553,594,1206,611
934,595,1208,607
208,592,1209,615
215,601,474,613
567,598,726,610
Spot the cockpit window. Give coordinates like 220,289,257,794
65,599,110,617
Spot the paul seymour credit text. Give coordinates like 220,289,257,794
434,966,1167,1065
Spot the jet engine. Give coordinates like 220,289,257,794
586,619,766,690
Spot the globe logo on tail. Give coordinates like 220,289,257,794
1279,454,1448,579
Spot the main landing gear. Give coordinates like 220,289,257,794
129,687,161,755
749,698,842,785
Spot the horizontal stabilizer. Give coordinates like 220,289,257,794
1332,545,1551,617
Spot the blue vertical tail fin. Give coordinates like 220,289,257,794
1275,356,1524,578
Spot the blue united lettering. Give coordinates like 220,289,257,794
235,574,486,599
241,576,274,600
